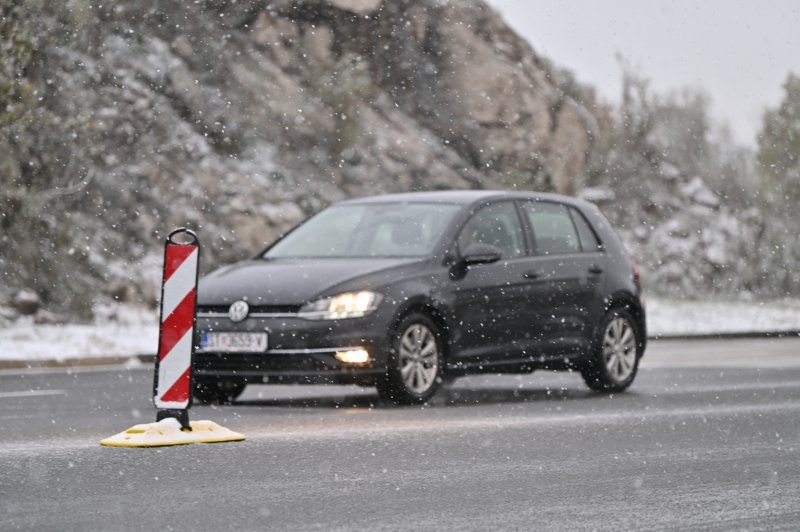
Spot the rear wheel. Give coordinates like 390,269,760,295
377,313,443,404
193,377,246,404
581,309,640,392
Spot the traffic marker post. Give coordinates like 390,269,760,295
153,227,200,429
101,228,244,447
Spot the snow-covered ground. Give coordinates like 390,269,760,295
0,305,158,362
1,299,799,362
646,297,800,336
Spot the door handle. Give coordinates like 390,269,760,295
588,264,604,275
524,270,544,279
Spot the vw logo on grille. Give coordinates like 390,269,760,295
228,300,249,323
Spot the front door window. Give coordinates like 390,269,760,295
457,202,525,259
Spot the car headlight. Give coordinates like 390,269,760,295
298,290,382,320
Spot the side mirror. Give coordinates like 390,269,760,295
460,243,502,266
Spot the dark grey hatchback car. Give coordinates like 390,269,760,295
193,190,646,404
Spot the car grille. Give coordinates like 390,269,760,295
196,304,302,317
197,305,300,314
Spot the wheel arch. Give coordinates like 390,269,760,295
389,297,451,358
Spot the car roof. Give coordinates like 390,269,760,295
338,190,588,208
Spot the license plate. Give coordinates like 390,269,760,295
199,332,268,353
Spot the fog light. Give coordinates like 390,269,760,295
335,349,370,365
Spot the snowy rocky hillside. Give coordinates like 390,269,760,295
1,0,796,325
1,0,592,323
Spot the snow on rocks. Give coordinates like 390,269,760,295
13,290,41,316
579,186,616,203
327,0,382,15
680,176,720,208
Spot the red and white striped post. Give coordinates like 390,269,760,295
153,228,200,430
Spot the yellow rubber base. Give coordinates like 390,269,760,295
100,418,245,447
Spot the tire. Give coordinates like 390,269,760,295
193,377,246,405
377,312,444,404
581,308,641,393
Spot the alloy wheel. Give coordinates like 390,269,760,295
601,317,637,381
398,323,439,394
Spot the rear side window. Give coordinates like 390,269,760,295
569,208,602,252
522,202,580,256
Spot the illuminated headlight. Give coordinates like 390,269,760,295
298,291,382,320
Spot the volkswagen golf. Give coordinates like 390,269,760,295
193,190,646,404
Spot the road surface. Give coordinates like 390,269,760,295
2,337,799,530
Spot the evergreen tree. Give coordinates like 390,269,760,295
757,73,800,204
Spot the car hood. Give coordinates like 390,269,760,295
197,257,425,306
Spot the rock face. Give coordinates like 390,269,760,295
1,0,592,318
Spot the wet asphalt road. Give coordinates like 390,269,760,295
2,337,800,531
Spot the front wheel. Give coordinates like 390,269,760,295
193,377,246,404
377,313,443,404
581,309,641,393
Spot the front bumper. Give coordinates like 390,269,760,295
192,312,390,385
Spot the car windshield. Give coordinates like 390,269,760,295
263,203,461,258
